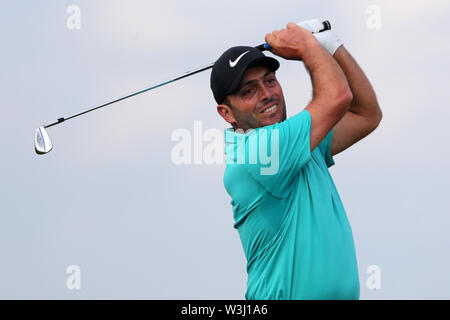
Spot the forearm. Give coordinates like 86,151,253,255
333,46,382,121
303,41,352,104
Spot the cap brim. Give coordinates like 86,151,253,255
226,56,280,97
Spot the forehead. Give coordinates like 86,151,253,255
240,65,273,84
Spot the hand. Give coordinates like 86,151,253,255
265,22,319,60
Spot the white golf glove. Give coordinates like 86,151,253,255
297,19,343,56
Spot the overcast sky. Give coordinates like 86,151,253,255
1,0,450,299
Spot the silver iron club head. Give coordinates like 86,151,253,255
34,126,53,155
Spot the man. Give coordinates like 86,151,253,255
210,20,382,299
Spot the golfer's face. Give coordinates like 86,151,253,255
227,66,286,130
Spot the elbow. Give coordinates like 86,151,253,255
373,106,383,129
370,96,383,128
366,102,383,131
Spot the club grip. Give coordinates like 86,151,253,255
255,20,331,51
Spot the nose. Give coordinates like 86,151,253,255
259,83,272,102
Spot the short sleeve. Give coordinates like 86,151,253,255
243,109,312,198
318,129,335,168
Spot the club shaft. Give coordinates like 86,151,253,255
44,20,330,129
44,63,214,129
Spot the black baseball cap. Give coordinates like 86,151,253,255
210,46,280,104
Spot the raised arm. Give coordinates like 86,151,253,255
265,22,353,152
334,46,382,120
326,45,383,156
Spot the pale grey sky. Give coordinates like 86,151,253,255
1,0,450,299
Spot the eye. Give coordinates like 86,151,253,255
241,87,255,97
266,77,277,86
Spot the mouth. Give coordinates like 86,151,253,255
259,103,279,114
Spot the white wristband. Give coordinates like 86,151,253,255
314,30,343,56
296,19,343,56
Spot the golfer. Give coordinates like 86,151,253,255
210,20,382,300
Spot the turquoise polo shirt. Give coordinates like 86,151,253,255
223,109,360,300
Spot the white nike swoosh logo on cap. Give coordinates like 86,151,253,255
229,51,250,68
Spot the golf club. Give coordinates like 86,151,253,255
34,20,331,155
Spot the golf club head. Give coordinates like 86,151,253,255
35,126,53,155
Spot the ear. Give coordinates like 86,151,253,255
217,104,236,126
